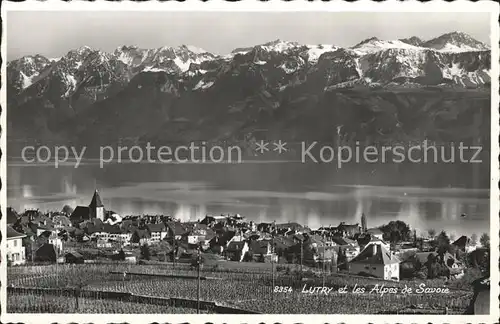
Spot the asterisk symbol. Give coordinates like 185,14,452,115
255,140,269,154
273,140,288,154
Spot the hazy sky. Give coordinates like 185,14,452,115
7,11,491,60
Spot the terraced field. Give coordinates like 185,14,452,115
7,263,472,314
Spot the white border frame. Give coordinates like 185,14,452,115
1,1,498,323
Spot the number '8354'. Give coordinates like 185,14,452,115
274,286,293,293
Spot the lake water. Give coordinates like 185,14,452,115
7,159,490,237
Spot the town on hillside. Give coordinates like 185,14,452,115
6,189,490,283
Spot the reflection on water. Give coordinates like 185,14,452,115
7,161,490,237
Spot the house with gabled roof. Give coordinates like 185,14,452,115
453,235,477,253
363,237,390,251
23,209,44,222
331,236,356,246
6,226,27,265
257,222,274,233
337,222,362,238
7,207,19,225
316,246,338,265
275,222,304,235
209,230,236,254
52,215,72,229
366,228,384,240
200,215,228,226
35,223,57,237
349,242,401,281
103,224,124,242
273,235,295,257
37,230,63,254
225,241,249,262
165,221,189,241
147,223,168,242
249,239,277,262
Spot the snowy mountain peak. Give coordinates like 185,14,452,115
423,31,489,52
117,45,139,52
76,45,93,54
305,44,339,63
181,45,210,55
351,37,422,55
227,40,301,59
399,36,424,47
353,37,381,48
260,39,301,52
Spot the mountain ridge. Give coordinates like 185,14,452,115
6,31,491,154
7,31,490,93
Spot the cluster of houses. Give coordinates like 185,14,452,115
5,190,482,282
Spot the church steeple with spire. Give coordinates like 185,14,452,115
89,189,105,221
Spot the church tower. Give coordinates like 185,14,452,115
89,189,105,221
361,213,367,233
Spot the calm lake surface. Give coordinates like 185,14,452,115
7,159,490,237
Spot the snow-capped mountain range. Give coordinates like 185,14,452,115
7,31,490,96
6,31,491,149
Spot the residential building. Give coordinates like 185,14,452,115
364,238,390,251
316,246,338,265
165,221,189,241
257,222,274,233
117,231,132,246
209,230,236,253
249,240,277,262
6,226,26,265
147,223,168,242
366,228,384,240
225,241,249,262
331,236,359,260
7,207,19,225
275,222,304,234
200,215,228,226
336,222,362,238
336,245,360,261
52,215,72,229
97,239,113,248
415,251,465,278
273,236,295,257
453,235,477,253
104,224,123,242
182,224,214,246
34,243,57,263
348,243,401,281
37,230,63,254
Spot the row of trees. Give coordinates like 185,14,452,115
428,229,490,248
376,219,490,250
